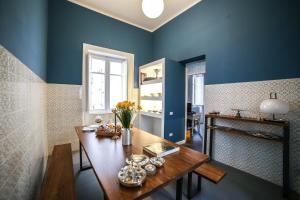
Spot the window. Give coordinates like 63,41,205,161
193,75,204,105
88,54,127,113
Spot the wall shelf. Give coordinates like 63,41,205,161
205,114,288,127
141,79,162,85
140,111,162,119
208,125,283,142
140,96,162,101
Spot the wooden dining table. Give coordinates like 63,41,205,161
75,126,209,200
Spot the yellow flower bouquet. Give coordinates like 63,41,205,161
113,101,141,129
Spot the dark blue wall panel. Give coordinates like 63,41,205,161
47,0,153,86
164,59,185,142
2,0,298,85
0,0,48,80
153,0,300,85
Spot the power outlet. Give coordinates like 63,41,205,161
169,112,174,115
169,133,174,137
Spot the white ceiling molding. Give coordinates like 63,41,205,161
68,0,201,32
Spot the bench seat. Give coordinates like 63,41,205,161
187,162,226,199
194,162,226,183
39,144,75,200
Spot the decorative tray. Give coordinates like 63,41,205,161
96,129,121,137
95,124,122,137
118,165,147,187
126,154,149,166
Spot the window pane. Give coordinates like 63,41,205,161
193,75,204,105
90,73,105,110
110,61,122,75
91,58,105,73
110,75,123,108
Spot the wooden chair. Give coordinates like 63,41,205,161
39,144,76,200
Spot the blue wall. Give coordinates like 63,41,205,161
164,59,185,142
2,0,298,85
153,0,300,85
47,0,153,86
0,0,48,80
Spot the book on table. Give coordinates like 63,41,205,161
143,142,180,157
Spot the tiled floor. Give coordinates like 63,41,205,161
72,134,300,200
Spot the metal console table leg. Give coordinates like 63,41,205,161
283,125,290,197
79,141,92,171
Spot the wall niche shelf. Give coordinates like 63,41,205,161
139,59,164,138
138,58,185,142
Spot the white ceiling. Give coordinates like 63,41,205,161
68,0,201,32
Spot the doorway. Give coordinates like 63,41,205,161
185,61,205,152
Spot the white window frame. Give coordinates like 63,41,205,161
87,53,128,114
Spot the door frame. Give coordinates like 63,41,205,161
184,63,206,144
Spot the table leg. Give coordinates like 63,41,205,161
176,178,183,200
197,175,202,191
187,172,193,199
203,117,208,154
209,118,214,158
79,141,92,171
79,141,83,170
192,118,194,136
104,192,108,200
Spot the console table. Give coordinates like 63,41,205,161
203,114,290,197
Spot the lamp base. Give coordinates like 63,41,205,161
262,118,286,123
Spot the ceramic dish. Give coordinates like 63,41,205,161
144,164,156,176
88,124,100,129
150,157,165,167
126,154,149,166
82,127,96,132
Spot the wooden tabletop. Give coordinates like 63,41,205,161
75,127,209,200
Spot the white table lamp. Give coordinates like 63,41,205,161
260,93,289,120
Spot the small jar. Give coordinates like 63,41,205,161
144,164,156,176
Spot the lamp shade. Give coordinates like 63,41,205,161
260,99,289,114
142,0,164,19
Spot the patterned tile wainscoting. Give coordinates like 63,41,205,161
47,83,140,153
47,84,120,153
0,46,48,199
47,84,82,152
204,78,300,193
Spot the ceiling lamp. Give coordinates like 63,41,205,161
142,0,165,19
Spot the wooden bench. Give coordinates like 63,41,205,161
195,162,226,184
187,162,226,198
39,144,76,200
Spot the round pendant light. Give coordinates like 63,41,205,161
142,0,164,19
